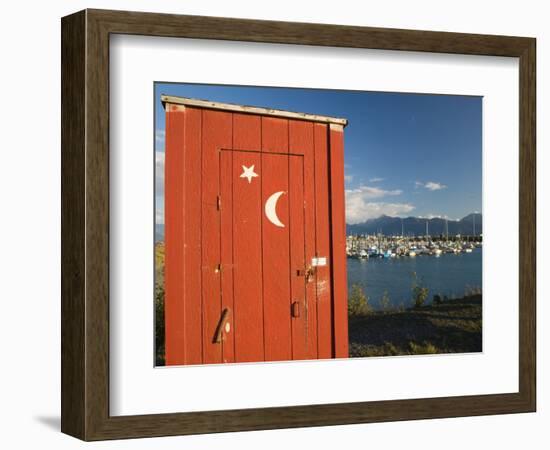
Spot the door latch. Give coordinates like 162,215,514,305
297,266,316,282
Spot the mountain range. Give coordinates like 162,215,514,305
346,213,482,237
156,213,482,241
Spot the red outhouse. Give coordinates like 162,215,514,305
162,95,348,365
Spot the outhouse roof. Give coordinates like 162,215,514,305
161,95,348,127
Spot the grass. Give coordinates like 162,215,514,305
348,294,482,357
155,242,166,366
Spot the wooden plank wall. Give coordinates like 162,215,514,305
164,107,348,365
164,104,186,365
261,117,292,361
329,125,350,358
313,123,333,359
232,113,264,362
289,120,317,360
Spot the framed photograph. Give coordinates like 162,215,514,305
61,9,536,440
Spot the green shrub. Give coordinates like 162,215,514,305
409,341,439,354
348,284,372,316
380,290,391,311
155,242,166,366
155,282,165,366
411,271,429,308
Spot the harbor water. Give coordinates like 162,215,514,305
346,248,482,310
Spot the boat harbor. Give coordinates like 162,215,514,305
346,233,482,259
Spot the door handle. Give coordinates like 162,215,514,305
291,301,300,318
213,307,231,343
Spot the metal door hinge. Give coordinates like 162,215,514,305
291,301,301,318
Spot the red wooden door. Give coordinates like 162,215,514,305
219,149,312,362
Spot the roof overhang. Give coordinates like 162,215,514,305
161,95,348,127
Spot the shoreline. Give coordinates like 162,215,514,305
349,294,482,357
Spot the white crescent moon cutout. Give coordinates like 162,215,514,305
265,191,286,228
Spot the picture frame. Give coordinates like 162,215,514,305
61,8,536,441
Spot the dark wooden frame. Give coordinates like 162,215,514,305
61,9,536,441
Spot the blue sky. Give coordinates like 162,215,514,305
155,83,482,225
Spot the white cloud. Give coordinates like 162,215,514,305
155,151,165,195
346,185,402,199
346,200,415,224
156,151,165,225
155,129,165,151
344,174,353,183
345,184,413,223
415,180,447,191
155,129,165,142
369,177,385,183
156,207,164,225
424,181,447,191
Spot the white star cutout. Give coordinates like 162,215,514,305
240,165,259,183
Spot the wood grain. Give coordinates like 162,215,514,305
261,119,292,361
292,120,319,360
61,8,536,440
201,110,232,363
182,108,204,364
160,95,347,126
329,127,349,358
232,150,265,362
164,104,187,365
231,114,265,362
61,10,86,438
220,147,235,363
289,120,316,359
289,155,307,360
313,123,333,359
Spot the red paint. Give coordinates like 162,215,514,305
219,143,235,363
289,119,317,359
314,123,333,359
230,150,264,362
201,110,232,364
261,118,292,361
164,107,185,365
231,113,264,362
181,107,203,364
164,102,348,365
261,152,292,361
330,127,349,358
289,153,307,360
